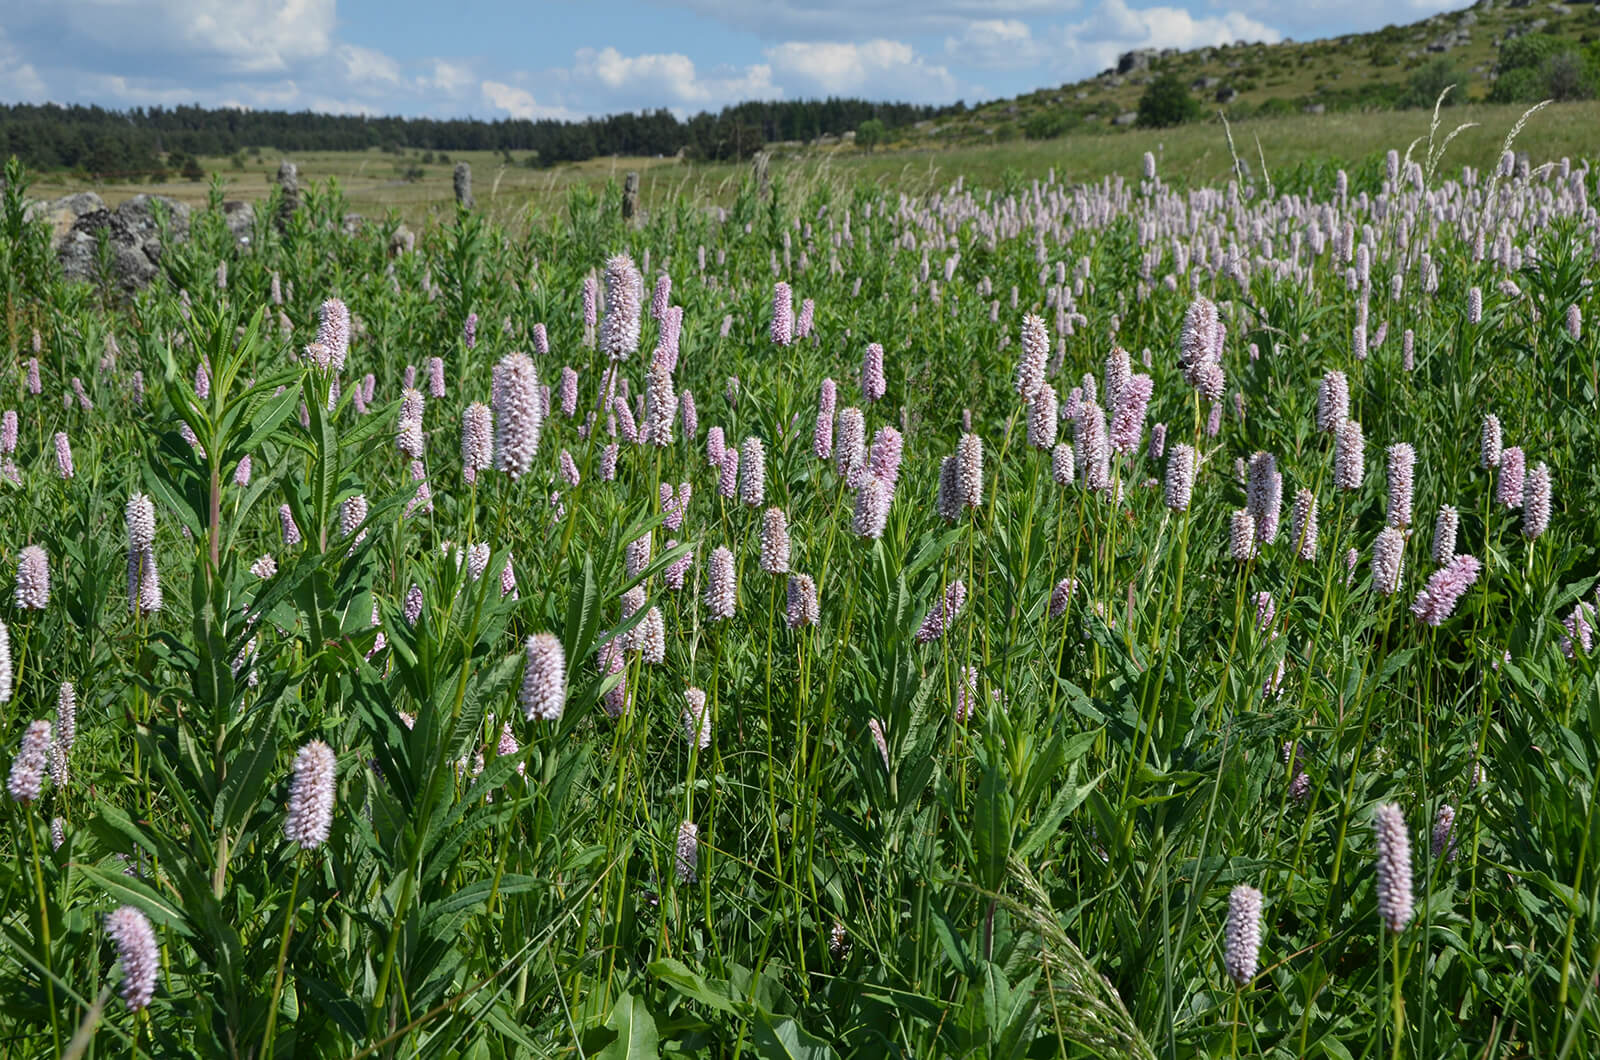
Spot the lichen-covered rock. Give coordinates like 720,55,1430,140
56,195,188,293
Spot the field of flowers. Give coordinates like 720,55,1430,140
0,106,1598,1058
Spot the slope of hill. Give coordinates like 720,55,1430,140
894,0,1599,145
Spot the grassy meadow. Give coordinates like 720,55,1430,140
0,91,1599,1059
26,99,1600,230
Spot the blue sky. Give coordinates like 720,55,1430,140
0,0,1466,120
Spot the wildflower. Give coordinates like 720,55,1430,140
1052,442,1076,486
520,633,566,721
601,443,619,482
1290,488,1318,561
1015,314,1049,399
914,580,967,643
1049,577,1076,618
852,476,892,540
638,607,666,664
682,688,711,749
861,343,886,402
15,545,49,610
835,408,867,487
740,436,766,507
1480,414,1502,469
1496,447,1525,508
54,432,73,479
126,493,156,551
234,455,253,487
1316,371,1349,433
1411,554,1481,625
786,574,819,628
1467,286,1482,324
1077,403,1111,492
770,282,794,346
600,254,643,360
676,820,699,883
492,354,542,478
1372,527,1405,596
7,720,50,803
761,508,791,573
559,368,579,418
706,547,737,621
428,356,446,398
1179,296,1219,379
56,682,76,754
642,365,676,448
1522,462,1551,539
1229,510,1257,562
626,532,653,579
316,298,351,368
1432,506,1458,565
1373,803,1414,933
284,740,337,849
870,426,904,486
559,449,580,487
1431,805,1457,861
1108,374,1153,455
707,425,726,469
679,389,697,438
279,503,301,546
1,411,15,454
1385,443,1416,528
1246,452,1282,544
104,906,159,1012
1224,885,1263,987
717,447,739,499
1333,420,1364,491
1165,445,1196,511
956,433,983,510
340,495,368,544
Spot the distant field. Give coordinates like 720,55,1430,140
25,99,1600,230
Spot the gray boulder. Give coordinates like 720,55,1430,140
221,201,255,248
57,195,189,293
25,192,105,244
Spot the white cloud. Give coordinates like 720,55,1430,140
425,60,475,96
481,80,582,121
16,0,338,73
764,39,960,99
337,44,401,87
572,47,778,110
650,0,1082,40
945,19,1044,68
0,28,46,101
1046,0,1282,78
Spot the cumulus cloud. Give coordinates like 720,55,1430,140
1047,0,1282,77
650,0,1082,40
570,47,779,110
944,19,1045,68
480,81,583,122
9,0,338,75
764,40,960,99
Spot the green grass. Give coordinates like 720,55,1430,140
28,98,1600,232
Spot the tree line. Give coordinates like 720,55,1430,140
0,97,953,177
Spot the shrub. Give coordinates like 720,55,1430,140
1137,74,1201,128
1401,58,1465,109
856,118,886,153
1023,109,1082,140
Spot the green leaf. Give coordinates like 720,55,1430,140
750,1014,834,1060
596,991,659,1060
648,959,743,1014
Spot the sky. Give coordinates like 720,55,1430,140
0,0,1469,121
